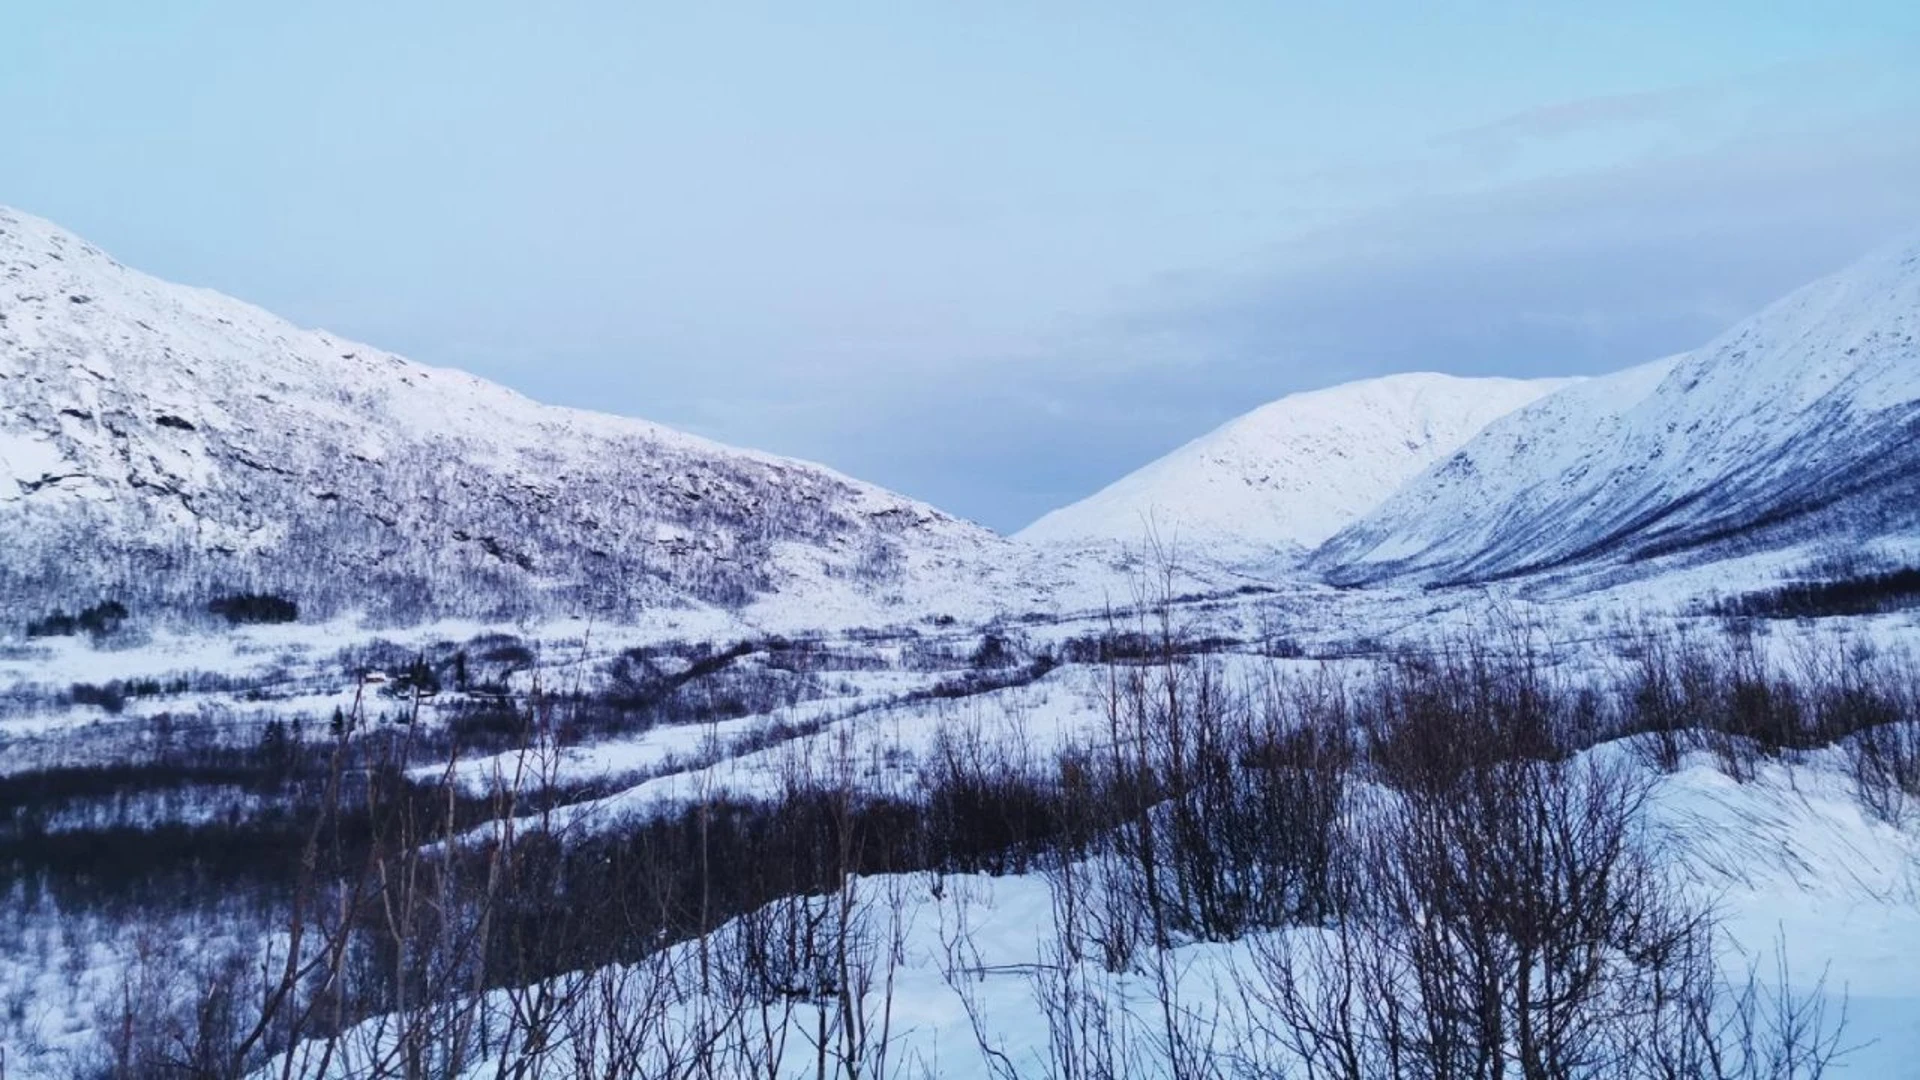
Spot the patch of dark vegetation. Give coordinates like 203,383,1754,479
439,698,534,750
911,654,1059,701
378,654,443,698
472,634,534,665
557,637,829,742
0,722,609,917
1057,628,1241,664
27,613,77,638
607,640,756,706
1608,625,1920,790
208,591,299,625
968,631,1019,669
25,599,128,639
0,673,246,719
759,634,888,674
1710,565,1920,619
68,681,129,713
64,677,225,714
1264,635,1306,659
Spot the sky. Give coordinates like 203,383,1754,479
4,2,1920,531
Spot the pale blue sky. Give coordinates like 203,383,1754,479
5,3,1919,529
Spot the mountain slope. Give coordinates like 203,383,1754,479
0,206,1063,626
1315,239,1920,586
1018,373,1575,567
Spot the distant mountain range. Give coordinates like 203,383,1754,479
5,204,1915,630
1033,237,1920,593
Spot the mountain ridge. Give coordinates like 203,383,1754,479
1314,236,1920,586
1018,371,1576,569
0,205,1073,627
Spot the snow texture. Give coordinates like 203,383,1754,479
0,205,1099,628
1316,238,1920,585
1019,372,1573,569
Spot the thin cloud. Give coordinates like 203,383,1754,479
1432,82,1727,161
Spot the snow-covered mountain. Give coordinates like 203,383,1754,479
14,199,1914,631
1018,373,1574,568
1316,239,1920,586
0,206,1069,626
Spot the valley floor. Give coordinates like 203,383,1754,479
5,578,1920,1078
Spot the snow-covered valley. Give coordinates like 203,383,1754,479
6,207,1920,1078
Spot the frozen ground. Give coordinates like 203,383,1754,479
5,573,1920,1078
